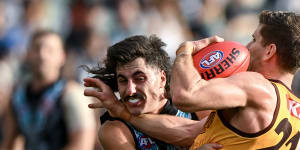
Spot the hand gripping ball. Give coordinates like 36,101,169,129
193,41,250,80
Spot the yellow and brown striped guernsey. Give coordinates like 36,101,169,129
190,80,300,150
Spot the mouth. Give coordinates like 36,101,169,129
123,94,145,107
128,98,140,104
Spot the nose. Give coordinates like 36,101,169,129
126,80,136,96
37,46,47,61
246,42,251,50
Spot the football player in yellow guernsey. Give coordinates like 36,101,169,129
175,10,300,149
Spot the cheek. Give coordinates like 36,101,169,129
248,42,256,51
246,41,253,50
117,85,126,98
144,81,162,98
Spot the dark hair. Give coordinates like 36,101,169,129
86,35,172,99
259,10,300,73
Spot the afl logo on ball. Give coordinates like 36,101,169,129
200,51,224,69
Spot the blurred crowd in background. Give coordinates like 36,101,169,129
0,0,299,149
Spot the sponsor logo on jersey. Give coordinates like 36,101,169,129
286,94,300,119
137,135,157,149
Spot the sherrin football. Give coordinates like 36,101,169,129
193,41,250,80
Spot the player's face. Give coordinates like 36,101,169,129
27,34,65,78
246,24,266,72
116,58,166,115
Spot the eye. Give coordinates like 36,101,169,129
251,35,256,42
136,76,145,81
118,78,127,84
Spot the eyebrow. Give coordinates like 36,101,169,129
117,70,145,79
117,74,126,79
133,71,145,76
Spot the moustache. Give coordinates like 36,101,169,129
123,93,145,102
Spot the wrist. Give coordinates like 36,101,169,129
119,108,132,122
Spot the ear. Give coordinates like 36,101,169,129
263,43,277,61
160,70,167,89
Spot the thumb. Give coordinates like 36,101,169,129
210,143,223,149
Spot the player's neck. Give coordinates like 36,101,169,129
261,67,293,89
155,98,169,114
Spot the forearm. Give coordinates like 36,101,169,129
1,109,19,150
1,131,18,150
171,47,207,112
128,114,205,147
63,129,96,150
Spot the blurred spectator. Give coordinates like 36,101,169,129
64,29,109,84
85,4,114,37
224,13,259,45
145,0,192,60
273,0,300,12
0,0,48,57
110,0,147,44
224,0,266,21
292,69,300,98
0,46,14,143
0,30,96,150
65,0,90,53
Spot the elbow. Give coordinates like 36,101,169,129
172,90,191,112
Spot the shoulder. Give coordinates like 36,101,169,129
227,71,267,84
207,71,268,90
63,80,83,96
240,72,276,107
100,120,136,150
62,79,93,105
228,72,274,95
100,120,132,136
215,72,276,108
61,80,96,131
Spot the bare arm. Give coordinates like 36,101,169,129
63,129,96,150
62,81,97,150
84,77,205,147
0,106,19,150
128,113,207,146
99,120,135,150
171,36,274,112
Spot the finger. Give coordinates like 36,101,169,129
199,36,224,46
210,143,223,149
83,78,97,87
192,36,224,54
176,41,194,55
196,143,223,150
84,78,107,89
88,102,104,108
84,89,103,99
